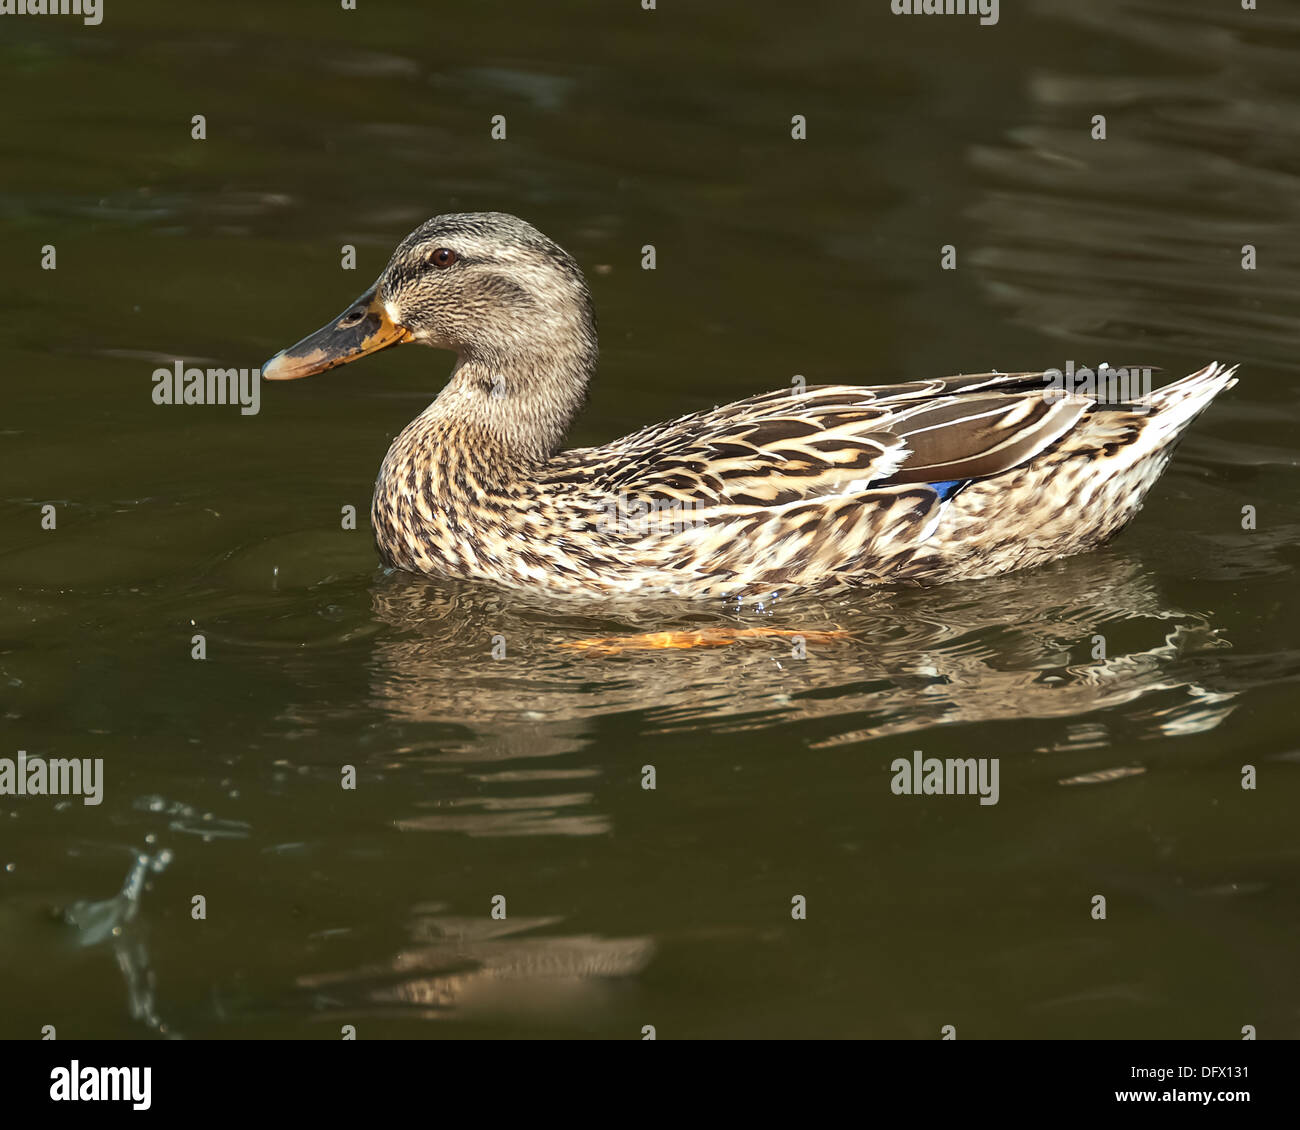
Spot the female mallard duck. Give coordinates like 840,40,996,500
263,212,1236,601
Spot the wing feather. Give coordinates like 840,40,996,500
582,376,1087,508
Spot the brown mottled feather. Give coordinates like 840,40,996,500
371,366,1237,599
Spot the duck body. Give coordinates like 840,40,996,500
368,365,1237,599
263,213,1237,601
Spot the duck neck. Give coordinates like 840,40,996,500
411,339,597,480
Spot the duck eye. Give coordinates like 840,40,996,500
427,247,457,268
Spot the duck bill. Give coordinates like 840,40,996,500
261,287,413,381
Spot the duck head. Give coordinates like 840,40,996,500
263,212,599,462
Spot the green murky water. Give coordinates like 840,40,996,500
2,0,1298,1038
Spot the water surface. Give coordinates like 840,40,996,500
2,0,1297,1038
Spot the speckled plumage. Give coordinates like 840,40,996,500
264,213,1238,601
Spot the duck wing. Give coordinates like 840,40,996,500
589,373,1090,509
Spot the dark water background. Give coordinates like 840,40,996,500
2,0,1297,1038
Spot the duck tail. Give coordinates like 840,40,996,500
1141,361,1239,440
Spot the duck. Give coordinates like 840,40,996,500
262,211,1237,602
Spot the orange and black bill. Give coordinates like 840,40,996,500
261,286,412,381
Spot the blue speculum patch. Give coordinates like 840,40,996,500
927,478,968,501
